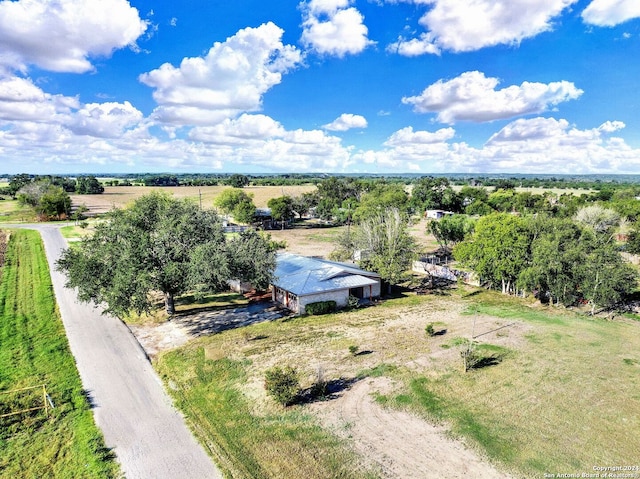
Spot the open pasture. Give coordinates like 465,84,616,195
70,184,317,216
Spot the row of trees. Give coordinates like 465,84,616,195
3,174,104,197
453,212,637,312
255,177,627,226
310,176,640,224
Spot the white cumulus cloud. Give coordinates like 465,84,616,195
351,116,640,174
0,0,148,73
0,76,78,122
598,120,626,132
323,113,368,131
582,0,640,26
189,114,286,144
402,71,583,124
301,0,375,57
67,101,144,138
384,126,455,146
139,22,302,126
388,0,576,55
471,116,636,173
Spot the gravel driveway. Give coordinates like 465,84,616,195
34,225,222,479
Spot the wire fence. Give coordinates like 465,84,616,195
0,384,54,419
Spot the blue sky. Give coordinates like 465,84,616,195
1,0,640,175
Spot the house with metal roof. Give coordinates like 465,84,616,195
271,253,381,314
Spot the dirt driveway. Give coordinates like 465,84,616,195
312,377,512,479
130,301,285,358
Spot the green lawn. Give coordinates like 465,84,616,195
0,229,119,478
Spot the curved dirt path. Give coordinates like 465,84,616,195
33,225,222,479
317,378,512,479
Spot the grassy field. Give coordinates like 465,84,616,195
0,199,36,223
0,229,119,478
382,292,640,476
156,286,640,478
449,185,594,196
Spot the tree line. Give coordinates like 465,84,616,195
453,211,636,312
0,175,104,221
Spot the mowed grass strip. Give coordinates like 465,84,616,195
156,347,378,479
0,229,119,479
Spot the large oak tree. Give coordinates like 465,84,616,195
56,192,275,317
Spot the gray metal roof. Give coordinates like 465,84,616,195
272,253,380,297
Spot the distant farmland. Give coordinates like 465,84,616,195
70,184,317,216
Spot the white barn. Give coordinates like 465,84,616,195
271,253,381,314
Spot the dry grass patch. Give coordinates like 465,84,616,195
71,184,317,216
0,199,35,222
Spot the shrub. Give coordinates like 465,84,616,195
460,343,481,372
425,323,436,337
305,300,337,315
347,295,360,309
348,345,359,356
264,366,299,406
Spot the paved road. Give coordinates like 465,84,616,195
34,225,223,479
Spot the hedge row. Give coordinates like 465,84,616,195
305,300,337,315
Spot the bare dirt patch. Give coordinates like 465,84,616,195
268,225,346,257
311,377,512,479
0,229,8,267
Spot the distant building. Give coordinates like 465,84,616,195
271,253,381,314
254,208,273,229
425,209,454,220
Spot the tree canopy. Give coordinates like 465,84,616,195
352,208,417,292
454,213,637,311
428,214,473,251
17,180,71,220
411,176,461,213
353,183,409,221
214,188,256,224
76,176,105,194
454,213,531,295
56,192,276,316
267,196,294,229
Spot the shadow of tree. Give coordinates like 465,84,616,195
297,377,360,405
468,354,504,370
354,350,373,356
174,301,285,337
